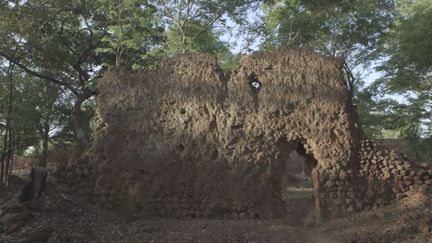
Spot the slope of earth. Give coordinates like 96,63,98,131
1,174,432,243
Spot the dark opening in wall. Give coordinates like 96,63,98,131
248,73,262,93
295,142,318,177
275,139,318,224
176,144,185,152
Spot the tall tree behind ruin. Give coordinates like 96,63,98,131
0,0,164,163
0,63,61,186
155,0,260,54
362,0,432,160
0,60,15,186
261,0,396,97
154,0,261,71
95,0,165,70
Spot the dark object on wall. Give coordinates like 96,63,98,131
19,166,47,202
248,73,262,93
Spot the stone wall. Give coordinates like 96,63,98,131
55,156,95,201
87,48,370,220
359,139,432,205
57,48,432,222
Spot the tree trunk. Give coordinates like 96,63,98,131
1,62,15,186
40,116,50,167
68,89,93,165
0,129,8,186
343,61,356,100
6,126,13,184
180,27,186,54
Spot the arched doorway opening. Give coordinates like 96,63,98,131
276,138,318,224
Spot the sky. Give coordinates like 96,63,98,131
219,20,384,89
218,7,386,89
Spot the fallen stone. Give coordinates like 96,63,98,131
326,180,336,188
420,163,430,169
408,211,420,220
401,213,411,221
414,180,424,185
396,193,408,200
6,222,21,234
418,218,431,234
396,165,405,170
404,180,413,186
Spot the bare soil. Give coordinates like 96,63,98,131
1,174,432,243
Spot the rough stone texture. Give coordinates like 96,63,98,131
65,48,429,221
54,156,96,201
86,49,370,220
357,139,432,208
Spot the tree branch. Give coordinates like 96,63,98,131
0,50,79,96
192,12,224,41
343,60,357,98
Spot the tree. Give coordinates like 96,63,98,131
369,0,432,159
32,83,62,167
0,0,164,163
156,0,259,54
377,0,432,104
261,0,395,97
0,62,54,185
165,20,229,55
96,0,164,69
0,0,98,163
0,60,16,186
163,20,235,72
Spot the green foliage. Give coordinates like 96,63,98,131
0,0,166,163
0,0,101,99
155,0,258,71
165,21,228,55
163,20,237,71
261,0,395,93
262,0,395,55
1,0,430,164
0,67,61,155
50,96,95,145
364,0,432,159
377,0,432,94
156,0,257,31
95,0,165,69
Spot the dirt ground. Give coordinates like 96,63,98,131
1,175,432,243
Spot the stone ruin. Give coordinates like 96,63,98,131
55,49,432,223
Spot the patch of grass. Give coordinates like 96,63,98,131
283,179,313,200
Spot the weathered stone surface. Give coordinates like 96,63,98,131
404,180,413,186
408,211,420,220
58,48,429,220
418,218,431,234
396,193,407,200
90,49,362,218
